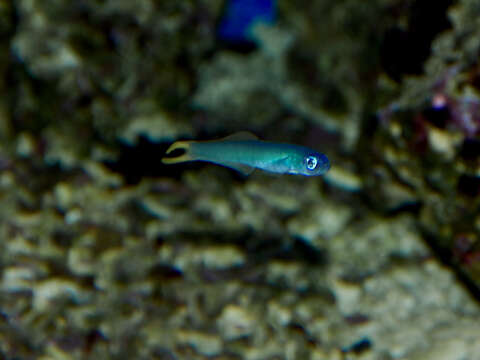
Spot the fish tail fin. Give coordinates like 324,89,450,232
162,141,194,164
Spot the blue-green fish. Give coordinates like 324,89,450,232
162,132,330,176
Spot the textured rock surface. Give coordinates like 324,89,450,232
1,0,479,359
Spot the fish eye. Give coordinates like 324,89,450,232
305,155,318,171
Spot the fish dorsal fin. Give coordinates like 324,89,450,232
220,131,259,142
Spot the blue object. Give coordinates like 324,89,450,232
217,0,276,44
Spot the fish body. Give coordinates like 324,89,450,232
162,132,330,176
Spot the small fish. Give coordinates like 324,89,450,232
162,132,330,176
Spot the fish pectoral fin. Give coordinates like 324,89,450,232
162,141,193,164
219,131,259,142
219,161,255,176
261,156,291,173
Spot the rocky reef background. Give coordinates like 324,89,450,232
1,0,480,359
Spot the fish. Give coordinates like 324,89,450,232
162,132,330,176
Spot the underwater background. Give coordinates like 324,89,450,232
1,0,480,359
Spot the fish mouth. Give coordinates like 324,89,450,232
324,160,331,172
319,154,331,173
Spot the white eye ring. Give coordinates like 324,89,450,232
305,156,318,170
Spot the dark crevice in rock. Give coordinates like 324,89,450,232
380,0,454,81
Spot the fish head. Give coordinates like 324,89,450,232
296,151,330,176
